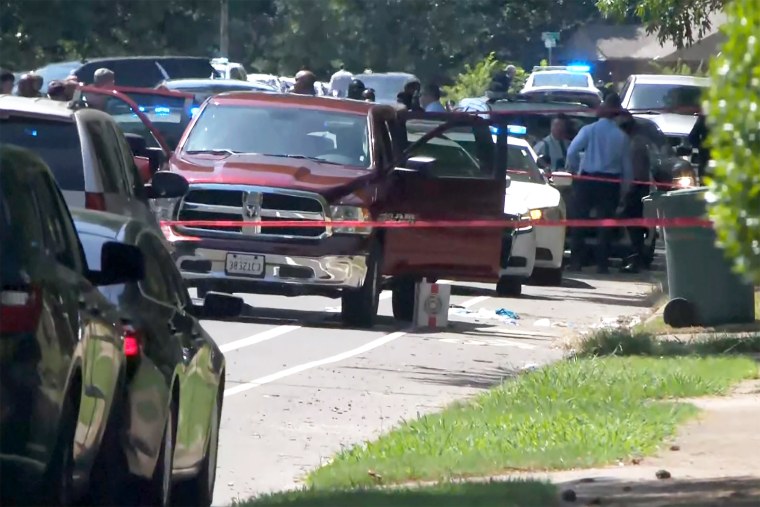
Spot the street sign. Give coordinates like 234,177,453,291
544,39,557,49
541,31,560,42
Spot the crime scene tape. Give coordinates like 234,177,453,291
162,217,713,230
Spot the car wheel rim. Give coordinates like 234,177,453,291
161,413,173,506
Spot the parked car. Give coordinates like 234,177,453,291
160,78,279,106
521,65,602,102
0,145,144,505
210,57,248,81
0,95,188,237
32,56,219,89
72,209,241,507
620,74,709,173
159,93,512,327
350,72,420,104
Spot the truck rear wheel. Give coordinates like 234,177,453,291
496,276,522,297
341,247,381,328
391,278,415,322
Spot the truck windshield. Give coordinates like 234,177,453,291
183,104,371,168
628,83,706,111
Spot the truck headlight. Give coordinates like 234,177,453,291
330,206,372,235
529,207,562,222
151,197,181,222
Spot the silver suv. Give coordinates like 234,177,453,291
0,95,187,232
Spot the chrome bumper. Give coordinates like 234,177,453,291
177,247,368,290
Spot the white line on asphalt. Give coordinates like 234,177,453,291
460,295,490,308
224,330,408,397
218,325,301,353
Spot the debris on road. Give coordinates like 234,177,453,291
449,306,520,325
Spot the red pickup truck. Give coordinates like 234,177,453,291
160,92,514,327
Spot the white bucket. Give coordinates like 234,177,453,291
414,279,451,329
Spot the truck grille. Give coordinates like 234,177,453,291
175,184,328,239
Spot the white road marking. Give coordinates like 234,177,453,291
219,325,301,353
460,296,490,308
224,330,408,397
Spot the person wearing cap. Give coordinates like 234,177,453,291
347,79,366,100
565,92,633,274
328,64,353,97
93,67,115,88
362,88,376,102
420,83,446,112
47,80,67,101
1,69,14,94
292,70,317,95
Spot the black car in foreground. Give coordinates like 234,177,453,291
0,145,144,506
72,209,242,507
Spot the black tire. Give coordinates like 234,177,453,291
531,267,563,286
40,389,77,506
173,393,221,507
391,277,415,322
341,245,381,328
496,276,522,297
142,405,175,507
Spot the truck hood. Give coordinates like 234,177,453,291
171,152,374,200
634,113,698,136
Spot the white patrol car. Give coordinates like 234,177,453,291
521,65,603,107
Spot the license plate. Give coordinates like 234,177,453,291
225,253,265,277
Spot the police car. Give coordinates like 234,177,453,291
520,64,603,107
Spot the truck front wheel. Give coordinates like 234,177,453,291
341,247,381,328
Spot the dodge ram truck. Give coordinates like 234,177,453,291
159,92,514,328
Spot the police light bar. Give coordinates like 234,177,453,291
490,125,527,136
190,106,200,117
567,64,591,72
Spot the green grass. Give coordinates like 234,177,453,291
236,481,558,507
303,354,757,489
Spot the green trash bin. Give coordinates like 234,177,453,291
650,187,756,328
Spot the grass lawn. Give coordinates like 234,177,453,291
303,352,757,489
236,481,558,507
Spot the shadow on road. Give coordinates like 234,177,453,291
407,364,518,390
558,475,760,506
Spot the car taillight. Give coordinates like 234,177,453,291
122,326,142,358
0,285,42,334
85,192,107,211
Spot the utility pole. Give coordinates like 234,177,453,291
220,0,229,58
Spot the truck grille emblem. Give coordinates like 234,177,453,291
242,191,263,234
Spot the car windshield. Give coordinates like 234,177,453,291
531,72,589,88
506,144,545,184
183,104,371,168
114,91,190,150
0,117,85,190
628,83,706,111
353,75,412,103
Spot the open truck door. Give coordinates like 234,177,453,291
377,109,510,284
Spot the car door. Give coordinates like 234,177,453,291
377,110,509,282
150,239,217,471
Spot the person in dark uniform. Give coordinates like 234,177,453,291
688,113,710,177
397,79,423,111
616,112,652,273
347,79,366,100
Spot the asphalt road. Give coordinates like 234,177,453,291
200,270,660,506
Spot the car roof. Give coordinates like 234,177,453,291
211,91,374,114
631,74,710,86
0,95,75,120
165,79,277,91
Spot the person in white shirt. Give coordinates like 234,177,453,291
420,84,446,112
328,64,353,97
533,116,571,171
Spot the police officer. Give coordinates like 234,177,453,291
347,79,366,100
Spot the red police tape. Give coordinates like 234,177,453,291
161,217,713,230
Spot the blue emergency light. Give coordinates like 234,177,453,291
190,106,200,118
153,106,171,115
567,64,591,73
490,125,527,136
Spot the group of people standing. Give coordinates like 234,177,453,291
534,93,652,274
1,67,116,101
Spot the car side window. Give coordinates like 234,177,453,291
405,121,495,179
108,121,144,199
136,234,171,304
31,172,83,273
85,119,130,195
148,235,191,308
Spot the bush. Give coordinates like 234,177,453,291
705,0,760,284
442,52,527,103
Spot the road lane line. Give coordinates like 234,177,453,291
460,295,490,308
224,330,408,397
219,325,301,353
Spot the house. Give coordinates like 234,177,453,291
555,12,726,83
